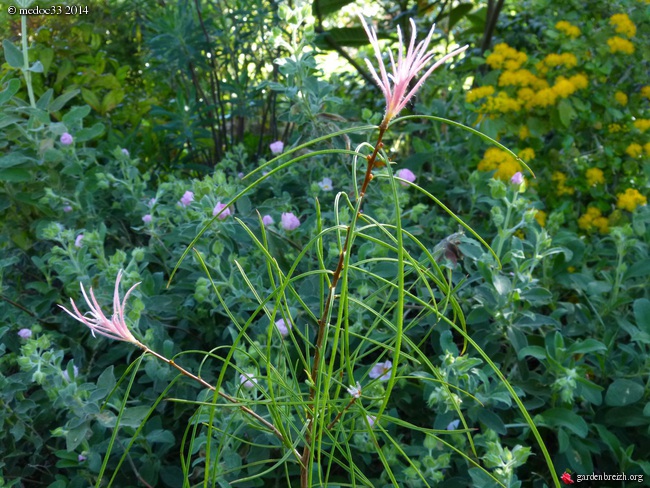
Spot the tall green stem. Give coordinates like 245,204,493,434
21,15,36,108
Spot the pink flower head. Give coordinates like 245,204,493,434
262,214,274,226
269,140,284,155
75,234,84,248
179,191,194,207
142,214,152,224
359,16,468,124
275,318,291,337
239,373,258,389
58,269,144,347
510,171,524,185
18,328,32,339
281,212,301,231
60,132,73,145
212,202,232,220
369,360,392,381
396,168,416,187
63,204,73,213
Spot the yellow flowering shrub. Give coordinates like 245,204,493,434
486,43,527,70
518,126,530,140
607,36,635,54
534,210,547,227
616,188,647,211
607,123,625,133
551,171,575,196
477,147,522,181
466,85,495,103
633,119,650,132
518,148,535,162
614,91,628,105
479,91,522,113
555,21,581,38
625,143,643,158
585,168,605,186
610,13,636,38
578,207,609,233
642,86,650,99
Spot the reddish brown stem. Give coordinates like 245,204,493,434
300,125,387,487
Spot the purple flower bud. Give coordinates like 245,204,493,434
281,212,301,231
212,202,232,220
142,214,152,224
510,172,524,185
179,191,194,207
63,205,73,213
18,328,32,339
75,234,84,248
275,318,291,337
60,132,73,145
396,168,416,187
239,373,258,389
262,214,274,226
78,454,87,462
269,140,284,155
121,148,130,156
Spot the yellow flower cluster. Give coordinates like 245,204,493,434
466,85,495,103
626,143,643,158
642,86,650,99
498,69,548,89
536,53,578,75
518,147,535,162
519,126,530,140
610,13,636,38
552,171,575,195
617,188,647,212
480,92,522,113
614,91,628,106
477,147,522,181
607,36,635,54
633,119,650,132
585,168,605,186
555,21,581,38
646,142,650,155
535,210,547,227
607,123,625,133
486,43,528,70
578,207,609,233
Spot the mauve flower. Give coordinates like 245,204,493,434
78,454,87,462
396,168,416,187
275,318,291,337
238,172,245,179
447,419,460,430
318,177,333,191
60,132,73,145
142,214,152,224
63,205,73,213
359,15,468,125
347,381,362,398
281,212,301,231
510,171,524,185
212,202,232,220
369,360,392,381
62,364,79,382
74,234,84,248
269,140,284,154
58,269,144,347
147,198,156,208
18,328,32,339
366,415,376,428
262,215,274,226
239,373,258,389
179,191,194,207
121,148,129,156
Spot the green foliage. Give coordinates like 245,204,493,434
1,0,649,486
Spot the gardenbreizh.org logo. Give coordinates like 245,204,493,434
561,469,645,484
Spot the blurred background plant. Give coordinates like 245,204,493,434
1,0,648,486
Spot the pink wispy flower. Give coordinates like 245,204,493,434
58,270,144,347
359,16,468,125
